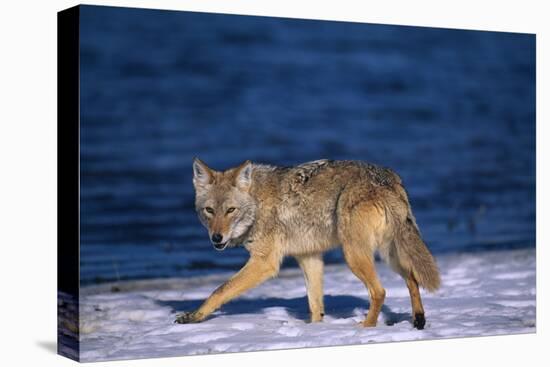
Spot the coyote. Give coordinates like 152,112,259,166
175,159,440,329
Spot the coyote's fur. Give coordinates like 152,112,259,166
175,159,440,329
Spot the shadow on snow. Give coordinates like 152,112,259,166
157,295,411,326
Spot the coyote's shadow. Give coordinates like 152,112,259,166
157,295,410,326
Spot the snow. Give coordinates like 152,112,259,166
77,248,536,362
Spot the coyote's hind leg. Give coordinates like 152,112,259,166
341,241,386,327
338,197,387,327
343,248,385,327
405,273,426,329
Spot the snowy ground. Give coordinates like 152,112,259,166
77,248,536,362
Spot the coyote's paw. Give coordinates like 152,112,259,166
310,312,324,323
174,311,202,324
413,313,425,330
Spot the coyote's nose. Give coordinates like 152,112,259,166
211,233,223,243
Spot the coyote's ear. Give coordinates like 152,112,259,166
235,160,253,191
193,158,213,189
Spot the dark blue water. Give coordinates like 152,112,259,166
79,5,536,284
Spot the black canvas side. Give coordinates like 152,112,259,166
57,5,80,362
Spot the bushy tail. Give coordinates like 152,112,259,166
394,216,441,292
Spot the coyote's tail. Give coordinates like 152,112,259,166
394,213,441,292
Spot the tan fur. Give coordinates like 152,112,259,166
175,159,440,329
296,254,324,322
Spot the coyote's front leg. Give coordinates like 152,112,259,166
175,254,280,324
296,254,325,322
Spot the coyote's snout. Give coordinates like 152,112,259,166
175,159,440,329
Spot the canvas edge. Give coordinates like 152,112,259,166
57,4,81,362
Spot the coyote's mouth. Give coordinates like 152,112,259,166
213,242,228,251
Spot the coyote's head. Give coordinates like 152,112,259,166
192,158,258,251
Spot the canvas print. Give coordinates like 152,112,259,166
57,4,536,362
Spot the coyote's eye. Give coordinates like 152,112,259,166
226,207,236,214
204,207,214,214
